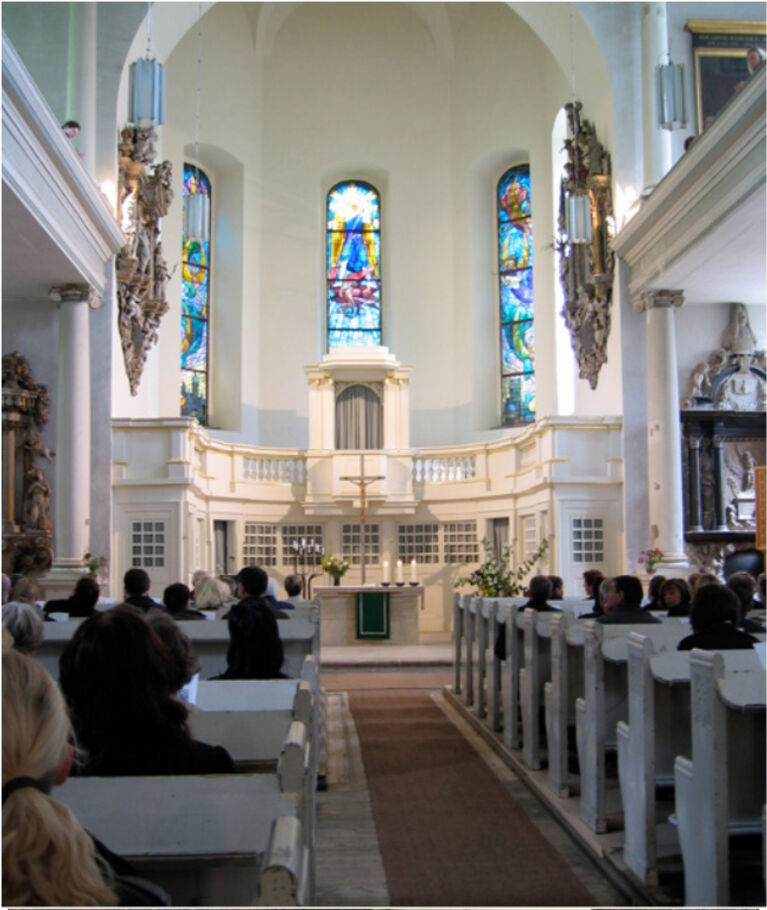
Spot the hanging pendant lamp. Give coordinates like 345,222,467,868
128,2,165,126
657,61,686,130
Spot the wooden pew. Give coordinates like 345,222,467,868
617,638,761,886
58,770,312,906
674,648,766,906
575,619,688,833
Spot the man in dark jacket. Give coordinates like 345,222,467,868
123,568,159,612
598,575,660,624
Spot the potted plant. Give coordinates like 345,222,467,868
638,547,664,575
454,537,549,597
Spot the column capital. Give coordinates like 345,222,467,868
49,283,97,307
633,289,685,313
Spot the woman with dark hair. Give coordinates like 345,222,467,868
163,582,205,621
677,585,759,651
659,577,692,617
146,610,199,693
59,606,234,776
643,574,667,611
214,601,285,680
44,575,100,619
582,569,604,615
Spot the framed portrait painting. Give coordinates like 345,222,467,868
686,20,766,132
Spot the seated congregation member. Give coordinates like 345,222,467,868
44,575,100,619
525,575,562,612
658,577,692,617
193,575,232,613
688,571,718,597
233,565,288,619
2,650,169,906
284,574,308,605
213,600,286,680
265,576,295,611
59,606,234,776
146,610,199,693
643,573,667,610
2,601,44,654
122,568,157,612
582,569,604,615
163,582,205,621
547,575,564,600
678,584,759,651
598,575,660,624
726,571,764,632
10,575,44,606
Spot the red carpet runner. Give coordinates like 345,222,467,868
349,689,597,906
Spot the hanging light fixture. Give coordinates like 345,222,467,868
128,2,166,127
184,5,210,242
564,9,592,244
657,59,686,130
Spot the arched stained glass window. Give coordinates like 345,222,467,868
498,165,535,425
181,164,211,424
327,181,382,349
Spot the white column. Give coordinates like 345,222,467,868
641,2,672,193
50,285,93,576
66,1,97,175
638,289,688,571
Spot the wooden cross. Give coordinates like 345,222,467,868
339,454,385,584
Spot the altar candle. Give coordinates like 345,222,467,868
410,559,417,583
396,559,404,583
382,559,391,584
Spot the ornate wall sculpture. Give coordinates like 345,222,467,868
2,352,54,574
556,101,615,390
681,304,766,570
117,126,174,395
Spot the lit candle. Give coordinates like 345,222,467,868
410,559,417,583
396,559,404,584
382,559,391,584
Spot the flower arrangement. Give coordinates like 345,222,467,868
453,537,549,597
82,552,106,575
321,553,350,579
638,547,664,570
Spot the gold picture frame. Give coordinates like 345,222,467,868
686,20,766,132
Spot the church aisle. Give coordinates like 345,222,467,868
316,668,627,907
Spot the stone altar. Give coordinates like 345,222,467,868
316,585,423,646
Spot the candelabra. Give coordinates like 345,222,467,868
291,538,324,598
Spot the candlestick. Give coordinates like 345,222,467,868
382,558,391,584
395,559,403,584
409,559,417,583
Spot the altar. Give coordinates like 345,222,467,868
315,585,423,646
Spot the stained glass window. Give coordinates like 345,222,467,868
327,181,382,349
498,165,535,425
181,165,211,423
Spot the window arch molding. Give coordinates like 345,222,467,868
497,163,535,425
326,179,382,350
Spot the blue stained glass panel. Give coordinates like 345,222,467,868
181,316,208,370
499,222,533,272
327,181,382,350
183,168,211,197
502,374,536,424
500,269,534,321
497,168,532,224
328,329,381,348
501,320,534,374
181,369,207,423
182,276,208,318
183,239,208,279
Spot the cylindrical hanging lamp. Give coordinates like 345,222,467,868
128,57,165,126
657,62,686,130
183,189,210,242
566,192,592,244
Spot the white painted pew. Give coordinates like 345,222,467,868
453,593,465,696
575,619,688,833
462,596,477,707
518,609,560,770
543,612,584,797
674,649,766,906
58,771,312,906
618,639,761,886
502,598,528,750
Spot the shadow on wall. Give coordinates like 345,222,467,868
208,406,309,449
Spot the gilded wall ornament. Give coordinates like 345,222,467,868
117,127,175,395
556,102,615,390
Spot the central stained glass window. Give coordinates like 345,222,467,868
498,164,535,425
327,181,381,349
181,164,211,424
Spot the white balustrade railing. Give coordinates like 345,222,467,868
413,454,477,483
242,455,306,484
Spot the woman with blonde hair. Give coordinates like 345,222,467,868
193,574,232,610
2,650,117,906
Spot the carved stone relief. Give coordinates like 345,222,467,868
117,126,174,395
2,352,54,574
556,101,615,390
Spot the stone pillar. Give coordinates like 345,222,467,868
637,290,688,571
45,285,95,595
712,435,728,531
686,435,703,532
641,2,672,194
66,1,97,174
